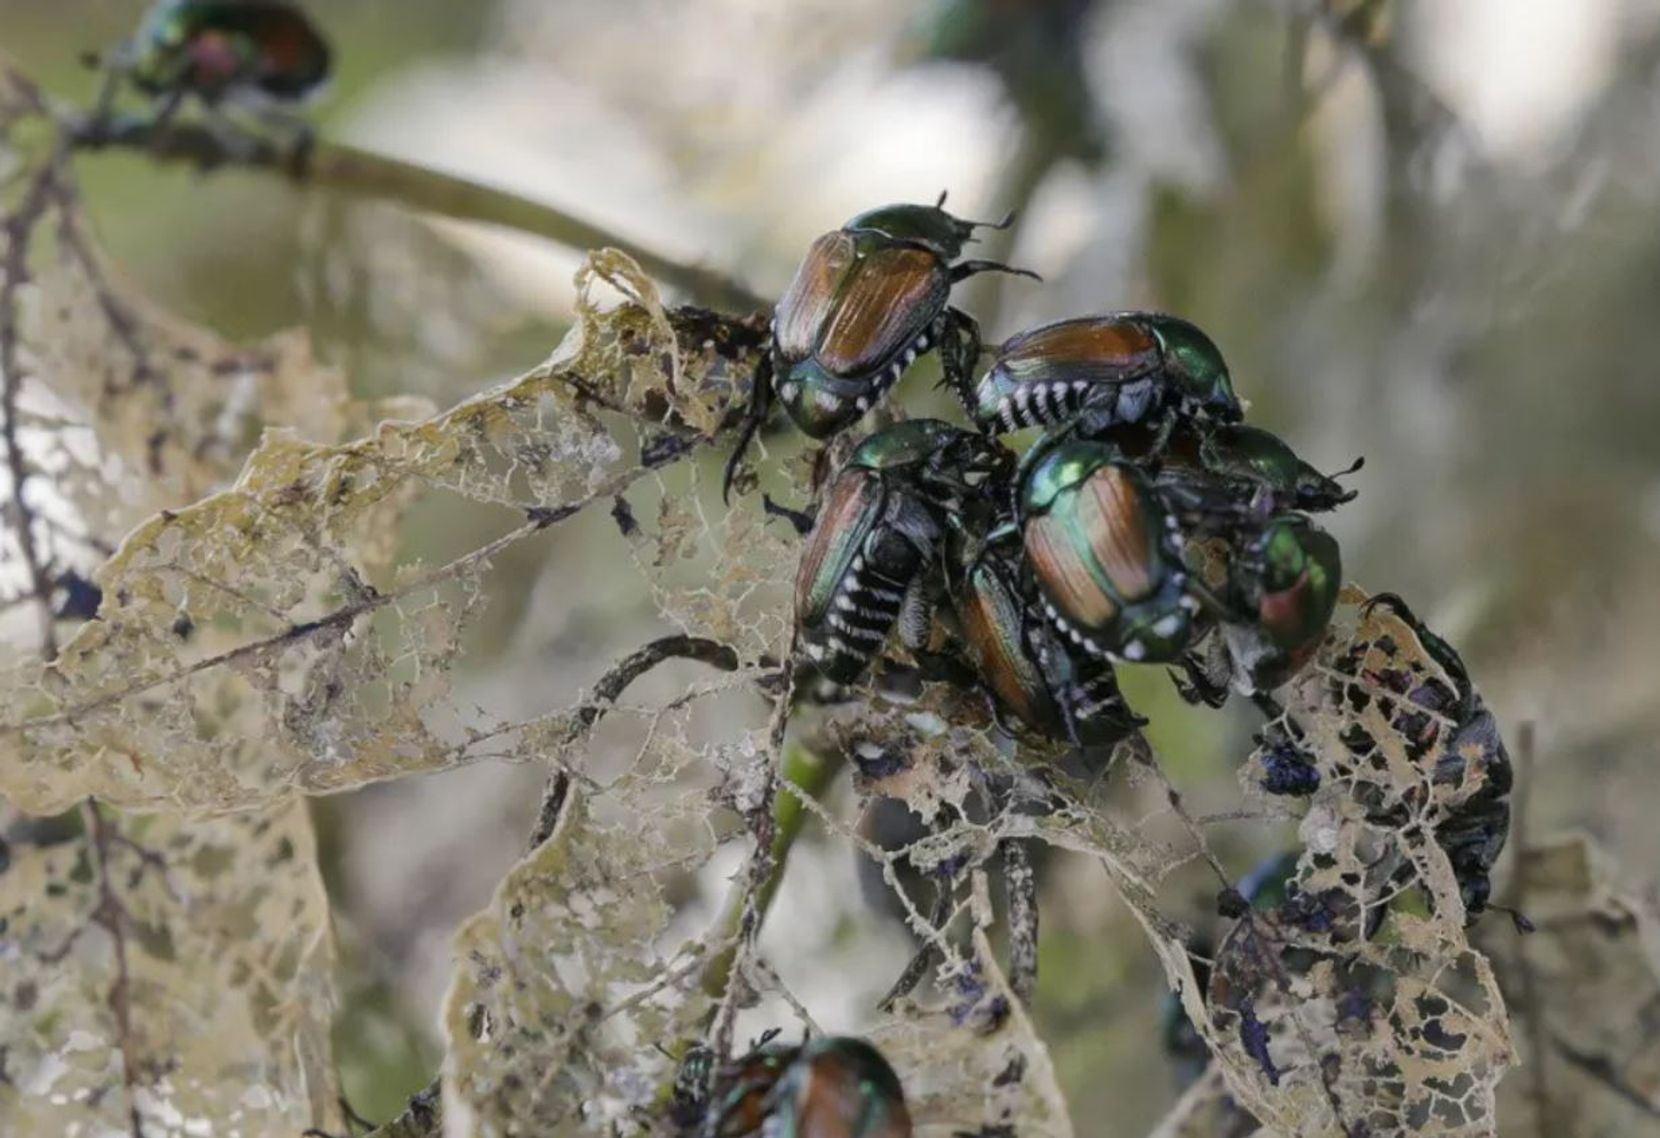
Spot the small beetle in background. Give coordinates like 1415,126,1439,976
724,197,1036,502
120,0,331,119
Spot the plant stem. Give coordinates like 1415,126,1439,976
701,734,844,1001
68,114,768,313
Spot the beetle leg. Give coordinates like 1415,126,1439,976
761,493,815,537
949,258,1042,284
935,307,983,417
897,576,933,651
1170,654,1231,709
721,350,775,505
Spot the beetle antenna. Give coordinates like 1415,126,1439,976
1332,455,1365,477
959,210,1017,232
936,189,949,208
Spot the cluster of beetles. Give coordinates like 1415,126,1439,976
91,4,1514,1131
728,197,1358,749
682,198,1513,1137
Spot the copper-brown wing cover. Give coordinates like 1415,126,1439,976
776,232,857,362
1027,516,1117,628
1025,465,1155,629
959,573,1052,729
709,1050,794,1137
212,3,333,95
816,245,946,376
794,472,880,624
1074,467,1156,602
793,1057,913,1138
998,317,1161,385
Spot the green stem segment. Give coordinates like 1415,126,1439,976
68,114,768,313
701,735,845,1000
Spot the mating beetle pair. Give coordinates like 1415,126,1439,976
790,419,1145,748
793,419,1009,685
986,423,1346,680
675,1034,911,1138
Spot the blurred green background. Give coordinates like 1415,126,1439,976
5,0,1659,1131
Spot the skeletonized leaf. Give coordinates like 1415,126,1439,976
0,254,765,815
1487,833,1660,1134
0,801,339,1137
440,774,719,1138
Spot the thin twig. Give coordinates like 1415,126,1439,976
1507,722,1553,1130
1550,1032,1660,1119
83,801,146,1138
1,162,64,658
68,115,768,313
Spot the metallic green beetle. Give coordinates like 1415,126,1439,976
689,1035,795,1137
1013,435,1201,663
966,312,1242,437
124,0,331,109
1197,424,1361,514
1219,513,1343,694
795,419,1010,685
758,1036,912,1138
724,198,1036,501
947,538,1144,746
690,1036,911,1138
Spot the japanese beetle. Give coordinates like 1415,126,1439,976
761,1036,911,1138
1014,435,1201,663
1197,425,1361,513
1356,593,1512,922
1219,514,1343,694
795,419,1010,685
947,539,1144,746
123,0,331,110
690,1035,795,1137
690,1036,911,1138
724,198,1036,501
966,313,1242,437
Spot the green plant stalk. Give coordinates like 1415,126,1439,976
701,734,844,1000
68,114,769,313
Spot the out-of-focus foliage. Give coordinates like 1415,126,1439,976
1485,834,1660,1135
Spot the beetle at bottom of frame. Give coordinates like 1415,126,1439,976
679,1034,912,1138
